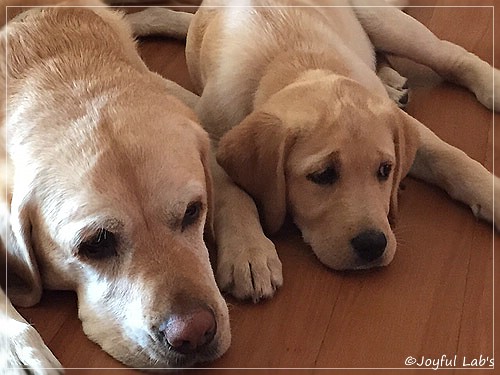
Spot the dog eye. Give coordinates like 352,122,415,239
182,201,202,230
79,229,117,260
378,162,392,181
307,166,338,185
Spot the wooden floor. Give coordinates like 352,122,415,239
15,1,497,373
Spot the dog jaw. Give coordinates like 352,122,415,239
77,274,231,368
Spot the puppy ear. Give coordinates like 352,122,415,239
389,111,420,225
216,111,295,234
0,195,42,307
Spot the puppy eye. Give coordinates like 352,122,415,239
307,166,338,185
378,162,392,181
182,201,203,230
79,229,117,260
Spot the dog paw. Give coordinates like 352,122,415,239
377,66,410,108
3,320,63,374
216,237,283,302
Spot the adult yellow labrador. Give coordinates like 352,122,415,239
130,0,499,302
0,0,230,371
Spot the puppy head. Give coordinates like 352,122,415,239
5,93,230,368
217,74,418,270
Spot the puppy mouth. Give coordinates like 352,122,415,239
312,247,389,270
353,259,385,270
352,250,394,270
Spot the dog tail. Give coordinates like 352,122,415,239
125,8,193,40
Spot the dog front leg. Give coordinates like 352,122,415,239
406,115,499,230
353,5,499,111
0,289,63,374
210,153,283,302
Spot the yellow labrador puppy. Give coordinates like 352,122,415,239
0,0,230,371
129,0,498,302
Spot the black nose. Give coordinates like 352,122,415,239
351,230,387,262
159,309,216,354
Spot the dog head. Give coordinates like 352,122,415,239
217,73,419,270
3,83,230,368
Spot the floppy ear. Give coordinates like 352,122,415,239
0,194,42,307
216,111,296,234
201,140,215,245
389,111,420,225
191,122,215,244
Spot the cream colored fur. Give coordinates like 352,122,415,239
128,0,499,303
1,0,230,372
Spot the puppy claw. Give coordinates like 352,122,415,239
378,66,410,108
216,241,283,302
466,175,500,231
470,203,500,232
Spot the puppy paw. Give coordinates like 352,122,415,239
377,66,410,108
472,67,499,112
468,176,500,231
459,53,499,112
216,237,283,302
3,319,63,375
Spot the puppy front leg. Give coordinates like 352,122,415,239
210,154,283,302
406,115,499,229
353,5,499,111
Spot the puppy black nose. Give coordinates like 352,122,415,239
159,309,216,354
351,230,387,262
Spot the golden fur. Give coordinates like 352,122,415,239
125,0,499,301
183,0,499,296
0,0,230,370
